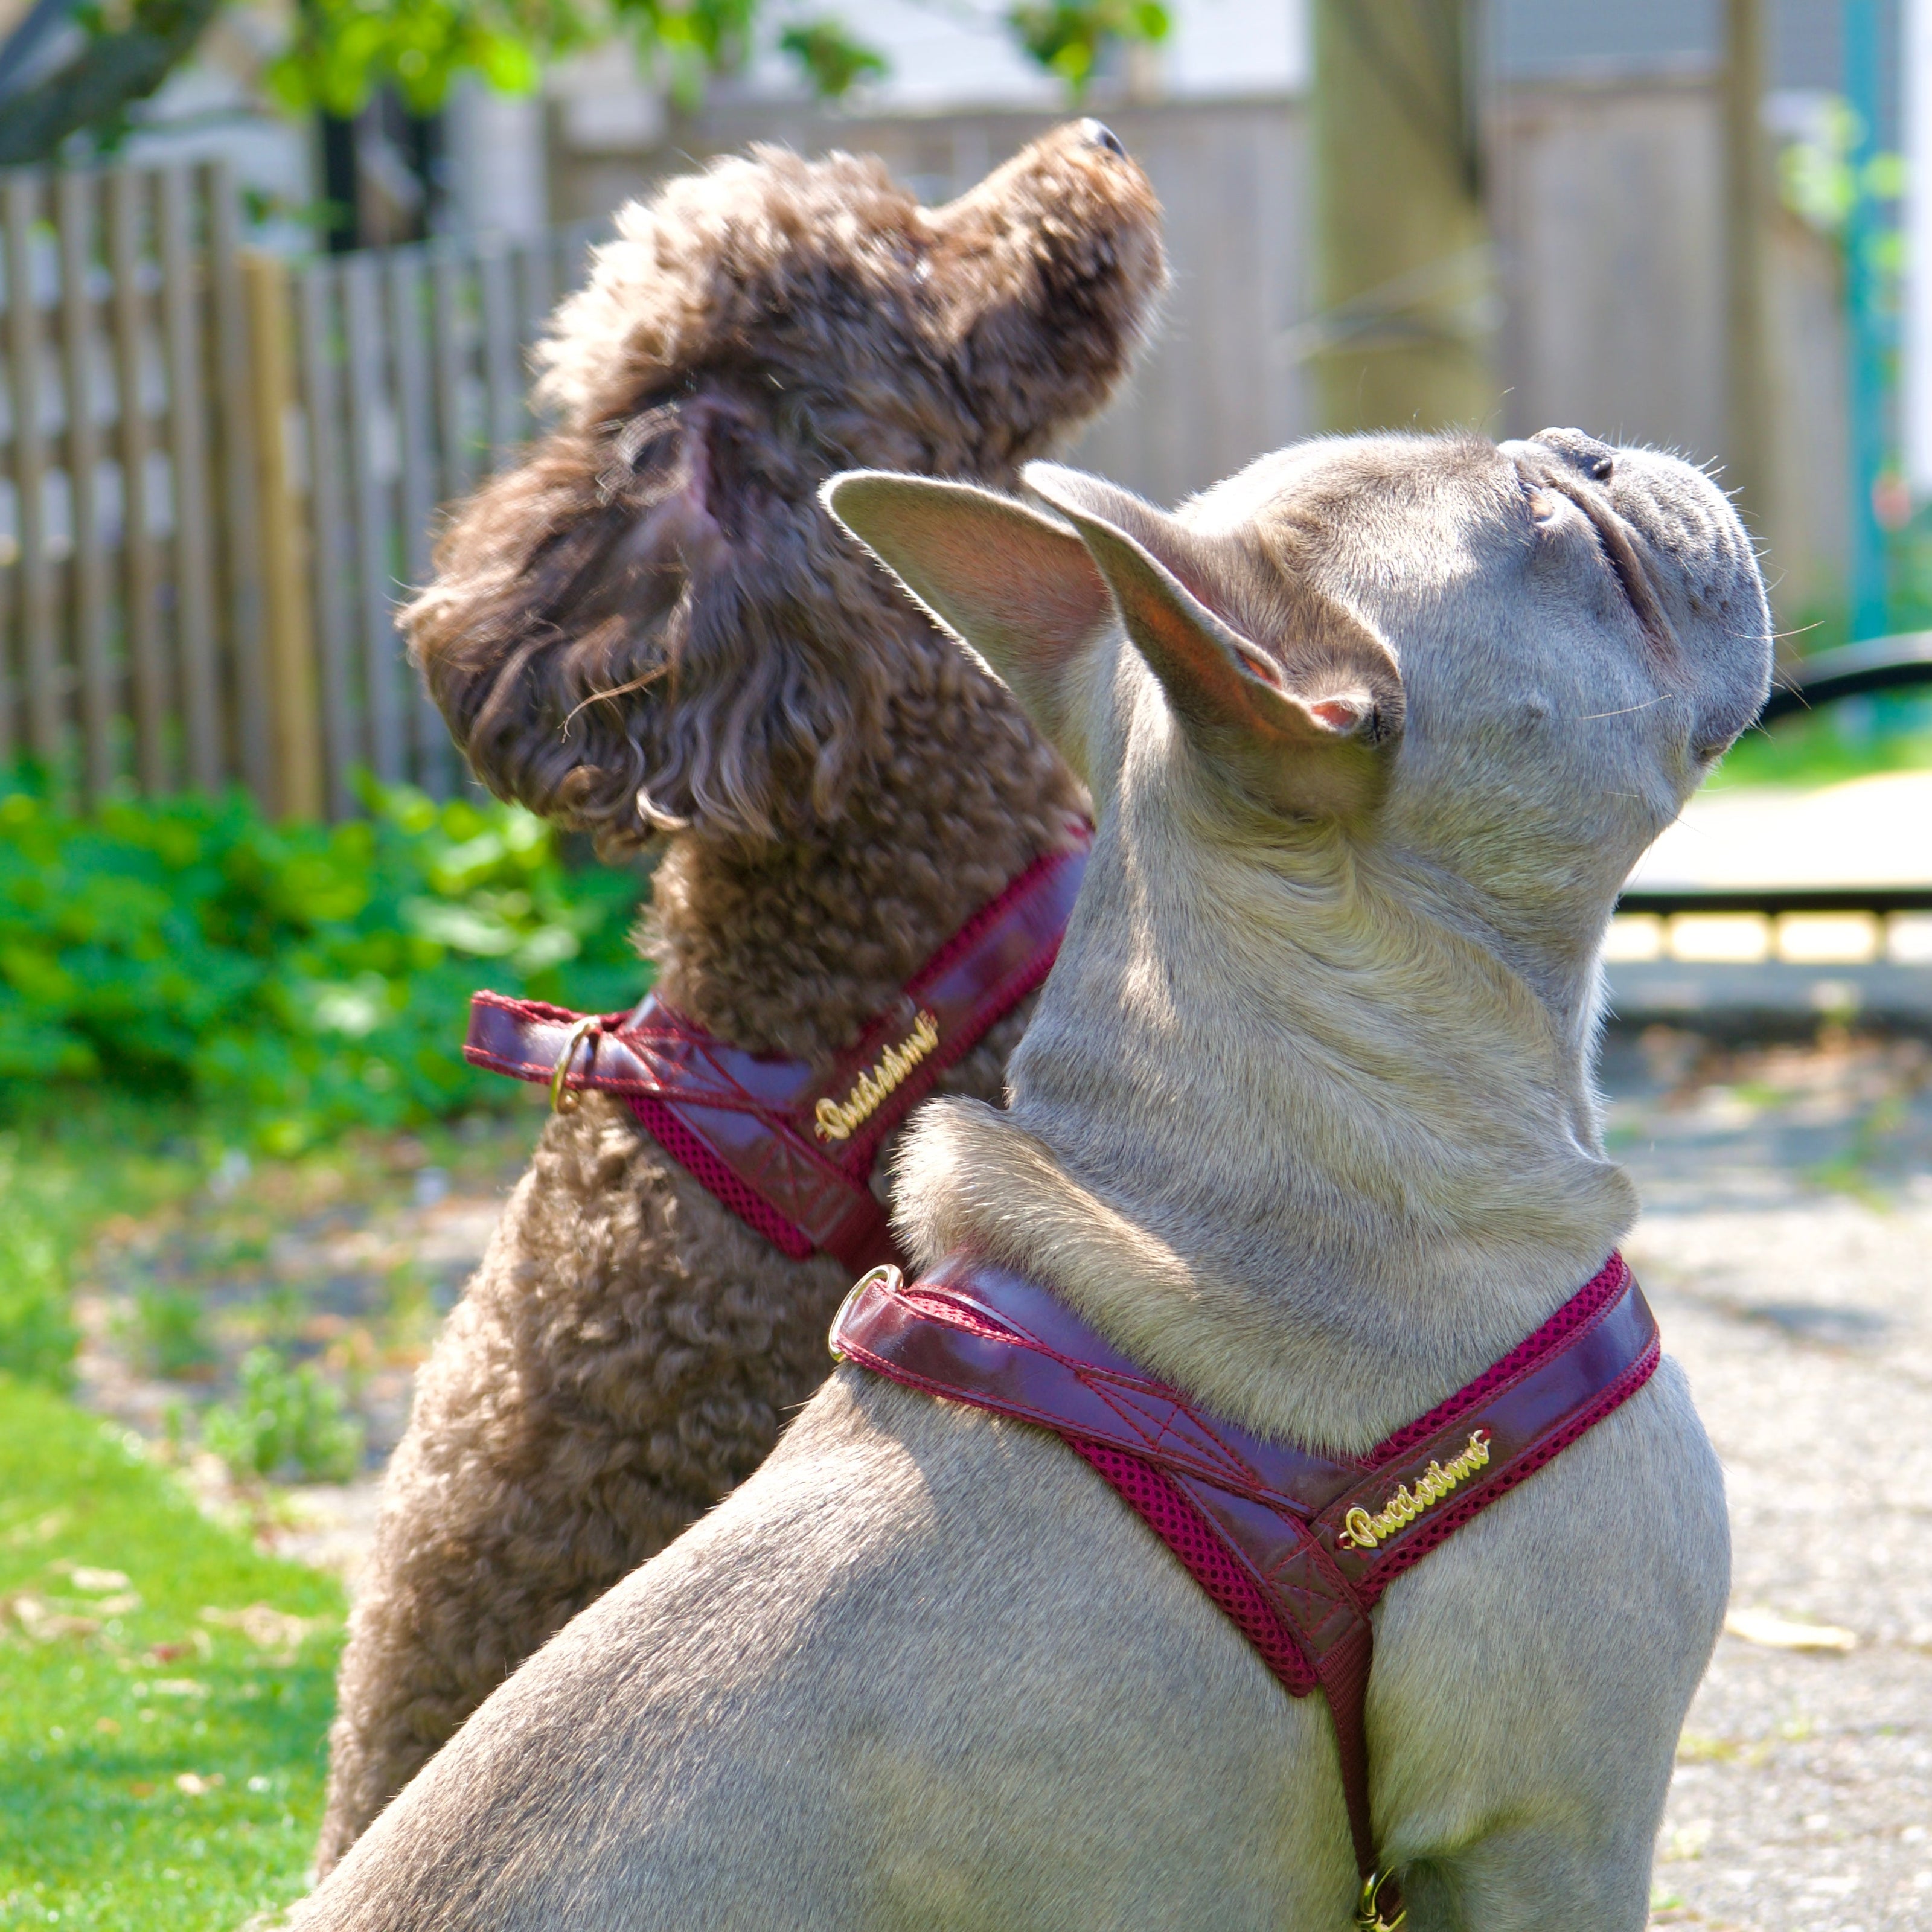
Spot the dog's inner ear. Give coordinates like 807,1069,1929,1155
822,471,1114,769
1022,463,1404,820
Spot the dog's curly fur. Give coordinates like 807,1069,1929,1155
315,124,1165,1870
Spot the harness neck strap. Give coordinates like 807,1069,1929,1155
463,833,1090,1272
830,1252,1659,1924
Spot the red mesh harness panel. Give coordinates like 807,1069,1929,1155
462,830,1089,1272
831,1251,1659,1916
1067,1439,1320,1695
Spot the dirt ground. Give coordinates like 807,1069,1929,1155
73,1029,1932,1926
1602,1028,1932,1932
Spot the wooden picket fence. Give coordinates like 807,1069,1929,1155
287,217,601,814
8,92,1856,827
0,164,261,804
0,157,600,818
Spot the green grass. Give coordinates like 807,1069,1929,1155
0,1378,344,1930
0,1103,211,1394
1711,693,1932,790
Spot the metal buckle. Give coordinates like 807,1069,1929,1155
548,1016,601,1113
1354,1870,1405,1932
827,1263,903,1363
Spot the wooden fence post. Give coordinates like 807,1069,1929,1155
54,170,115,805
2,171,61,770
1723,0,1774,554
242,249,325,821
206,161,272,810
158,164,222,793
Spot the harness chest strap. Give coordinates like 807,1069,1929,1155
830,1251,1660,1927
462,834,1089,1274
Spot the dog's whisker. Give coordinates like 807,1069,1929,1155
1567,697,1667,721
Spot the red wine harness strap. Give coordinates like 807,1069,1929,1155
462,834,1089,1273
830,1250,1659,1931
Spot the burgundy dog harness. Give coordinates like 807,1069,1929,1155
830,1250,1660,1930
463,836,1088,1272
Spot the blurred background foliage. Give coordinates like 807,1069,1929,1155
0,0,1170,165
0,771,650,1421
0,774,649,1150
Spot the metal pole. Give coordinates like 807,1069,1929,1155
1845,0,1890,641
1722,0,1773,547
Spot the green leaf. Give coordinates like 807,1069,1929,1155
777,17,888,100
1005,0,1168,100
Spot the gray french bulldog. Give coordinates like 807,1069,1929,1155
290,427,1768,1932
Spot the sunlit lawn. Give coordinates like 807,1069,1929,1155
1711,690,1932,790
0,1095,539,1931
0,1377,343,1930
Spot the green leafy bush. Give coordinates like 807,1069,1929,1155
203,1346,368,1482
0,778,650,1150
0,1153,78,1390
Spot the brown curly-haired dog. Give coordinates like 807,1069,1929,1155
315,121,1165,1870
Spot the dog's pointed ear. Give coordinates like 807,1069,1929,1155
1023,462,1404,818
822,470,1113,761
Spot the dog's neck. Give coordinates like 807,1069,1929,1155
897,793,1637,1459
645,653,1087,1063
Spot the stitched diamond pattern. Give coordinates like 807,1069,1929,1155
734,1125,851,1223
1262,1544,1359,1649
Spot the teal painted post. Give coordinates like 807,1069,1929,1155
1846,0,1892,639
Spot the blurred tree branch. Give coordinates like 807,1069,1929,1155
0,0,224,166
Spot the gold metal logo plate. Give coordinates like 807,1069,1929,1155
1337,1429,1493,1551
814,1009,941,1142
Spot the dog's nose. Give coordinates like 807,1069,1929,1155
1081,120,1128,159
1530,427,1616,484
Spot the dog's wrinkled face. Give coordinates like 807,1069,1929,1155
408,123,1164,850
1172,429,1771,916
825,427,1770,956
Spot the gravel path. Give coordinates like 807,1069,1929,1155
1605,1029,1932,1932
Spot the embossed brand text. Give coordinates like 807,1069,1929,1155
1338,1429,1493,1550
814,1010,941,1142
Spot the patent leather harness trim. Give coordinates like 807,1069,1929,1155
831,1251,1659,1913
462,834,1089,1273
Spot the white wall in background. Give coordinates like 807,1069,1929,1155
110,10,314,251
1164,0,1305,97
446,78,549,235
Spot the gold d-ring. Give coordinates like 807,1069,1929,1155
827,1263,902,1363
1354,1871,1406,1932
549,1016,601,1113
